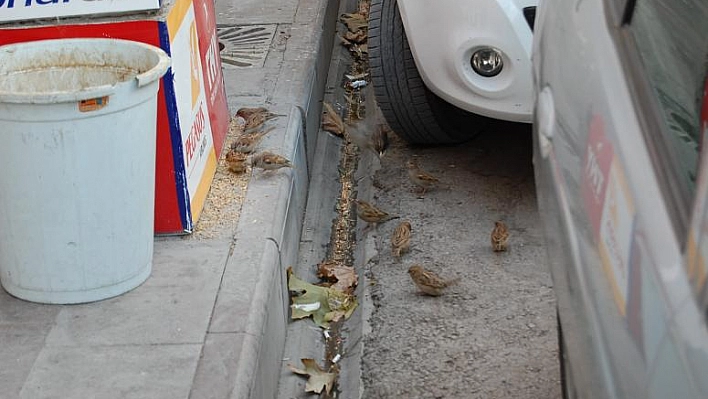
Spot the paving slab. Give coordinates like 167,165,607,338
0,324,53,398
215,0,298,25
21,344,202,399
44,239,229,347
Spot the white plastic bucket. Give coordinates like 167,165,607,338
0,38,170,304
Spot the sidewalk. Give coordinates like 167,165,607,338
0,0,339,397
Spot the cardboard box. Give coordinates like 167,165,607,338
0,0,229,234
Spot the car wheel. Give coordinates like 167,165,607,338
368,0,494,144
557,313,577,399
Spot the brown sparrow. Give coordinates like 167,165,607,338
230,126,275,153
225,149,249,174
408,265,457,296
391,221,412,260
243,111,279,134
406,159,440,194
236,107,281,121
371,125,389,158
346,89,389,158
491,221,510,252
251,151,293,171
354,199,398,229
322,102,346,137
346,124,389,159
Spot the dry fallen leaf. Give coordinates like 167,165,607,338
316,259,343,280
346,44,367,60
288,267,357,328
357,1,370,18
317,260,358,294
344,29,367,44
322,102,346,137
339,34,354,48
288,358,337,394
340,12,368,33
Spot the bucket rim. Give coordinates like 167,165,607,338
0,38,171,104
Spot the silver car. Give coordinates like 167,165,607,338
532,0,708,398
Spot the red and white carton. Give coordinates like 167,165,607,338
0,0,229,234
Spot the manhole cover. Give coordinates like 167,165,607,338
217,24,277,69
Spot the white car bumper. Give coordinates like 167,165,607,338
397,0,536,123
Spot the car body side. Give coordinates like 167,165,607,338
533,0,708,398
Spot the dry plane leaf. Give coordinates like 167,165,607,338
316,259,342,280
339,34,354,48
317,260,358,294
344,29,367,44
345,72,369,81
322,102,346,137
331,268,357,294
347,44,367,60
340,12,368,33
288,358,337,394
287,267,357,328
357,1,370,18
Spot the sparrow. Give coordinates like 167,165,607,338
408,265,457,296
347,123,389,159
391,221,412,260
251,151,293,171
225,149,249,174
491,221,510,252
322,102,346,137
371,125,389,158
243,111,279,134
230,126,275,153
406,158,441,194
346,88,389,158
236,107,282,122
354,199,399,229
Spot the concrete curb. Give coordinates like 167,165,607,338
228,107,307,399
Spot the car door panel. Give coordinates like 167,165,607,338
532,0,681,397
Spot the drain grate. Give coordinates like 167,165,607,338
217,24,277,69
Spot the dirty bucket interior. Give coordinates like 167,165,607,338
0,39,166,97
0,66,141,93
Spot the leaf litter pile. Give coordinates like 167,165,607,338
286,1,375,395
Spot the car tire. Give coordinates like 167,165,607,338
368,0,494,144
557,312,577,399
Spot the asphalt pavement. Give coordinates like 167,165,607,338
0,0,339,398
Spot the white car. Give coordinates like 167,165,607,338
368,0,537,143
533,0,708,398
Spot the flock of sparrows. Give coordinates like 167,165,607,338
225,107,294,174
234,100,512,297
354,198,462,296
336,94,511,296
356,197,510,296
